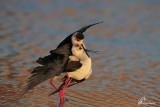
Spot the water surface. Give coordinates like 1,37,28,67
0,0,160,106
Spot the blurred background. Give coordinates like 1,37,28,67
0,0,160,106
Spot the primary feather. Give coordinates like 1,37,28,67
23,45,70,93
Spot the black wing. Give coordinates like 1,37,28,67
64,61,82,72
37,44,71,65
23,45,70,93
57,21,103,48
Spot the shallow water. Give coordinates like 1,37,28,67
0,0,160,107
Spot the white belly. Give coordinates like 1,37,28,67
67,57,92,80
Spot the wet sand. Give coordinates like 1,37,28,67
0,0,160,107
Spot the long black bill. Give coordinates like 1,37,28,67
77,21,103,33
86,49,100,54
81,44,90,57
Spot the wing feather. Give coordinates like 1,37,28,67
65,61,82,72
23,45,71,94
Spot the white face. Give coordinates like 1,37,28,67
72,44,84,57
72,32,84,45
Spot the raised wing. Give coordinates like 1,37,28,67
57,22,103,48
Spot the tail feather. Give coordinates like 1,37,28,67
31,66,46,74
23,66,57,94
36,58,46,65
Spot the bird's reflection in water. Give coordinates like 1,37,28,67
59,98,69,107
59,101,65,107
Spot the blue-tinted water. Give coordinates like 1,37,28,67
0,0,160,106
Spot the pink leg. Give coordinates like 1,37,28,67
50,79,58,90
61,77,72,102
50,79,63,102
60,77,70,102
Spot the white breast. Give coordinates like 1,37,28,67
67,54,92,80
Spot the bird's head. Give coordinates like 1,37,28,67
72,32,84,45
72,44,84,57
